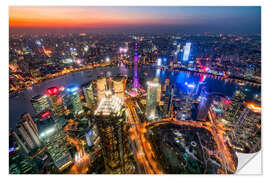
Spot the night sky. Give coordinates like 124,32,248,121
9,6,261,34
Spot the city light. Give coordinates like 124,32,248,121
119,47,128,53
63,58,73,64
75,59,81,64
40,127,56,138
9,147,15,153
224,99,231,105
187,84,195,88
147,81,159,87
46,87,60,95
41,111,50,118
185,82,195,88
66,86,79,93
35,40,42,46
157,58,162,66
9,6,261,175
246,103,261,113
183,42,191,61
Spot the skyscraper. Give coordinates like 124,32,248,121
223,88,246,130
96,77,107,103
66,85,84,116
17,122,36,150
10,129,29,154
39,123,73,172
111,76,126,102
183,42,191,61
146,78,160,121
232,102,261,153
16,113,40,150
22,113,39,137
83,83,95,110
9,131,38,174
94,88,129,174
196,87,211,121
164,85,174,118
31,95,50,115
46,87,65,116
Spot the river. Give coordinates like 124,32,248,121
9,65,260,130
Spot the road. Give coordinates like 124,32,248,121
64,119,90,174
126,99,163,174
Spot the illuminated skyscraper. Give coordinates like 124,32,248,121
17,122,35,150
10,129,29,154
111,76,125,102
96,77,107,103
179,94,193,121
146,78,160,121
66,85,84,116
183,42,191,61
31,95,50,115
85,124,98,147
46,87,65,116
94,88,129,174
196,87,211,121
16,113,40,150
232,102,261,153
39,123,73,172
223,88,246,130
208,95,229,124
163,78,170,93
22,113,39,136
83,83,95,110
9,130,38,174
164,85,174,118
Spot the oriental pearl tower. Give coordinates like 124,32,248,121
132,41,140,89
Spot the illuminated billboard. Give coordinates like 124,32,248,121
183,42,191,61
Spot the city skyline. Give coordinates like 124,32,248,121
9,6,261,174
9,6,261,34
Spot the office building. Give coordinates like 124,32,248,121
96,77,107,103
223,88,246,130
16,113,40,150
10,129,29,154
85,124,99,147
146,78,160,121
183,42,191,61
66,85,84,116
94,88,129,174
9,131,38,174
31,95,50,115
111,76,126,102
164,85,174,118
46,87,65,116
83,83,95,110
232,102,261,153
196,87,211,121
39,123,73,172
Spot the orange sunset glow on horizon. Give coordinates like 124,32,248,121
9,6,261,34
9,6,184,28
